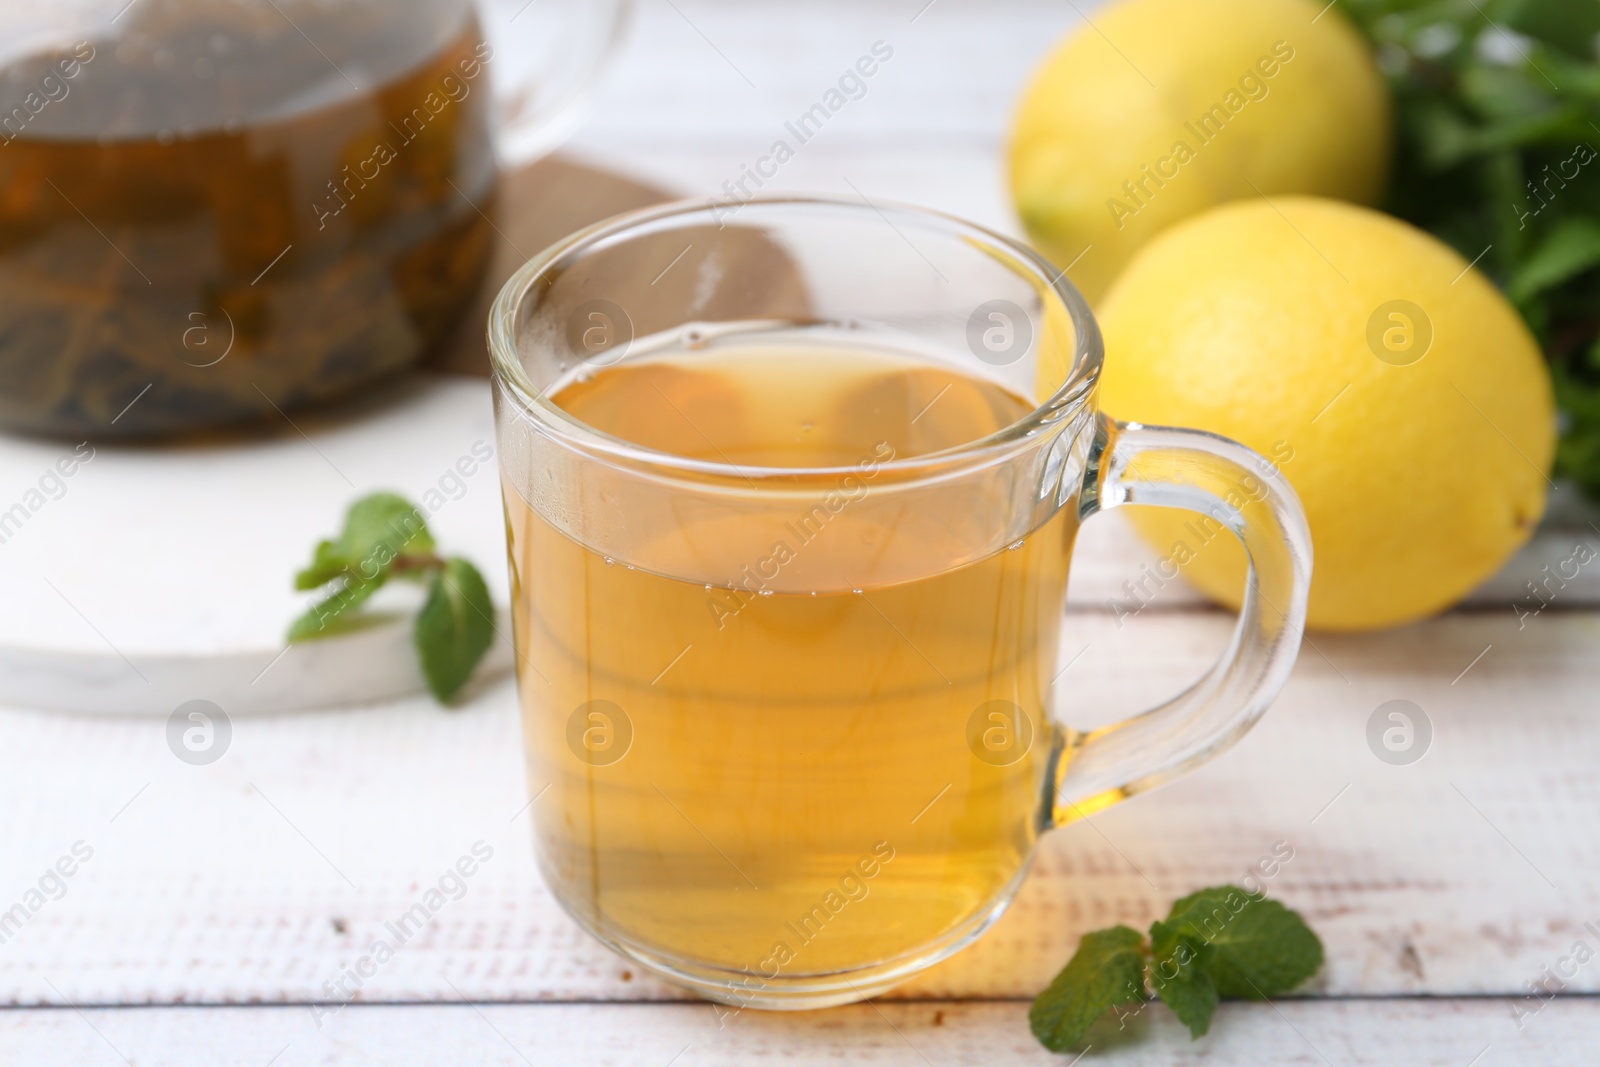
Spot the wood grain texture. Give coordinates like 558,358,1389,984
0,613,1593,1007
1,999,1595,1066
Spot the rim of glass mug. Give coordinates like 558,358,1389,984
486,194,1104,483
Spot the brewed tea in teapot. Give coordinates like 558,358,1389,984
0,0,498,436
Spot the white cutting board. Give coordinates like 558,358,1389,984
0,373,513,714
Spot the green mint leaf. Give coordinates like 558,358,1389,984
287,572,388,642
1154,886,1323,1001
292,492,434,591
1504,0,1600,52
294,539,348,591
414,557,495,703
1510,216,1600,305
335,492,435,568
1147,926,1219,1038
1029,925,1148,1053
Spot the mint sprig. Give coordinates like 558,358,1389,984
288,492,495,704
1029,926,1148,1052
1030,885,1323,1052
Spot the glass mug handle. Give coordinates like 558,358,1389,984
1048,413,1313,825
477,0,633,162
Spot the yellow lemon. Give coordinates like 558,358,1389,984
1009,0,1390,304
1096,197,1556,631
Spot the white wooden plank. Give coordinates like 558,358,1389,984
1,999,1595,1066
0,610,1594,1006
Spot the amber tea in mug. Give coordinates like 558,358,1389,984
509,338,1075,982
491,198,1312,1007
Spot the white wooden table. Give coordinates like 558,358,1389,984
5,1,1600,1062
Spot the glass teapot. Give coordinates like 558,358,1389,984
0,0,628,438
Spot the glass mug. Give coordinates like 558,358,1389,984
489,197,1311,1008
0,0,627,438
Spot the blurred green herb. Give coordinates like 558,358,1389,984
1030,885,1323,1052
289,491,494,704
1342,0,1600,497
